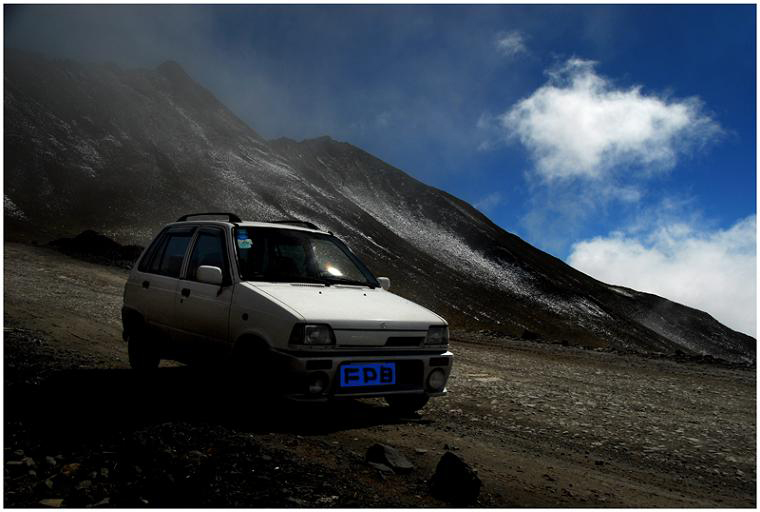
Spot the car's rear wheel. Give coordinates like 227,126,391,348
385,394,430,414
127,329,160,370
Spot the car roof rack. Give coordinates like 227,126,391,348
176,212,242,223
271,219,321,231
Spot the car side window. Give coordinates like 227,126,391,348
138,229,167,273
149,232,194,278
146,236,169,274
186,229,228,283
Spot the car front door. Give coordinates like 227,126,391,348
173,226,234,360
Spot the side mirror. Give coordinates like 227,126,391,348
197,265,223,285
377,277,391,290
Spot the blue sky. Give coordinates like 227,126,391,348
4,4,757,335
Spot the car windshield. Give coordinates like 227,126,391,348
234,227,379,287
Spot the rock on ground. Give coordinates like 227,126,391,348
366,443,414,473
430,451,482,505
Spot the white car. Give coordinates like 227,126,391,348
121,213,452,413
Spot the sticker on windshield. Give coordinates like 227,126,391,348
236,229,249,240
237,238,252,249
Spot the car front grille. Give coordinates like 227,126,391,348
385,336,424,347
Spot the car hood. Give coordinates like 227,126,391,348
242,282,445,330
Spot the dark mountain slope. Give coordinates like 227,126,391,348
4,50,754,363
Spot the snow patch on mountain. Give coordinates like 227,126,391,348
4,195,27,220
609,285,635,298
348,190,538,296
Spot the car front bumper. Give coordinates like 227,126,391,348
271,349,453,400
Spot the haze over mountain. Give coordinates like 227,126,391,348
4,50,755,363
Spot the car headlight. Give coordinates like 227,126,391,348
425,325,449,346
289,324,336,346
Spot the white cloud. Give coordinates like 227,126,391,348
375,111,392,127
474,192,502,212
502,58,721,182
475,112,499,151
568,215,756,337
495,31,527,58
517,181,644,254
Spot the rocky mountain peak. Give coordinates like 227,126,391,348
156,60,190,81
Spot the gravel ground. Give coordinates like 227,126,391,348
4,243,756,507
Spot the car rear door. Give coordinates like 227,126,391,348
135,225,196,336
173,226,234,358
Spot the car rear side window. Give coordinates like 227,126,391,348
186,230,229,283
137,228,167,272
148,231,194,278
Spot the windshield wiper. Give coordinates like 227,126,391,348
321,276,374,288
247,274,331,286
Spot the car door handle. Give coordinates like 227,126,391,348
142,280,150,289
181,288,191,298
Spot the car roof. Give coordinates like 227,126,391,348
170,220,329,235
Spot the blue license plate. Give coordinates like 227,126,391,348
340,363,396,387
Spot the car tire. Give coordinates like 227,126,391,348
127,328,160,370
231,338,273,383
385,394,430,414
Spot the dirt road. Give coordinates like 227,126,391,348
4,243,756,507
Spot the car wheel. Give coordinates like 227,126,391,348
127,329,160,370
385,394,430,414
231,338,274,383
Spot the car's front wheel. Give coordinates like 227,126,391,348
127,329,160,370
385,394,430,414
